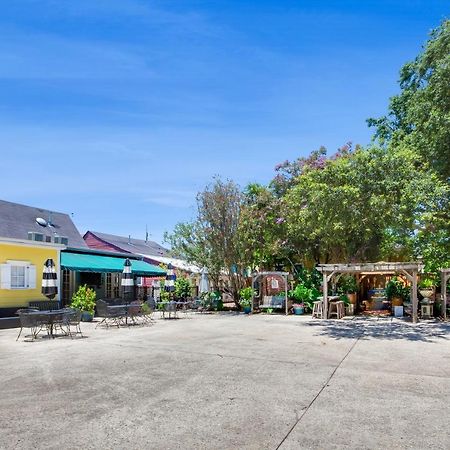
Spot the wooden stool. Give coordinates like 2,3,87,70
312,301,323,319
329,301,345,319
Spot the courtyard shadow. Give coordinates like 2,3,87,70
306,317,450,342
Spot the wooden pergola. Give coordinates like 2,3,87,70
316,262,424,323
251,271,289,315
441,269,450,320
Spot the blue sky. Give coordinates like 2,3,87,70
0,1,448,244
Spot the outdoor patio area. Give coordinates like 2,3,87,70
1,313,450,449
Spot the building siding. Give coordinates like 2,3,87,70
0,241,60,309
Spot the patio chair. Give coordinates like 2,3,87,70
142,298,156,323
16,309,43,341
95,300,123,328
65,308,83,338
163,301,178,319
127,301,143,325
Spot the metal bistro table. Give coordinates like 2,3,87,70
24,309,68,338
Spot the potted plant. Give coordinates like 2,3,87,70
70,284,96,321
292,303,305,315
339,275,358,305
288,283,319,312
386,277,408,306
239,287,254,314
419,277,435,300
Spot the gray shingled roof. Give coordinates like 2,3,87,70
87,231,169,257
0,199,87,248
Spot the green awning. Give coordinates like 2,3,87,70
61,252,166,276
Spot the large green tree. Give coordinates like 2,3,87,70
165,178,247,305
282,145,449,265
368,19,450,180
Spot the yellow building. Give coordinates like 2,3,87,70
0,237,64,315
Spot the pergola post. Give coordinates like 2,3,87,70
251,275,256,313
284,274,288,316
323,271,328,319
441,270,449,320
411,270,418,324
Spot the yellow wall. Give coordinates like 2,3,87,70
0,242,59,308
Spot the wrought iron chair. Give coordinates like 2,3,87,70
64,308,83,338
95,300,123,328
16,309,42,341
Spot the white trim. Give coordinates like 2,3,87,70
0,236,65,250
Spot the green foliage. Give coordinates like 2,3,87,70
239,287,254,303
70,284,96,314
175,277,192,300
289,283,320,311
338,275,358,293
385,277,410,301
368,19,450,180
419,277,435,289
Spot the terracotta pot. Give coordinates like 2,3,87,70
347,293,357,304
391,297,403,307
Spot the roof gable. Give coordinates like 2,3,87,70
0,199,87,248
85,230,168,257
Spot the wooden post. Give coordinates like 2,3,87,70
323,272,328,319
251,275,255,313
285,274,288,316
411,269,418,324
442,271,448,320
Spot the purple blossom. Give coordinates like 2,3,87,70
276,217,285,224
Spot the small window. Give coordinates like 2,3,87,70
27,232,44,241
45,235,52,243
60,237,68,245
11,266,26,288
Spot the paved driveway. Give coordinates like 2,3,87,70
1,314,450,449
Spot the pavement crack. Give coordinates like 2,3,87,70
274,335,361,450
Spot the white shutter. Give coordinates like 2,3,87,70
0,264,11,289
27,265,37,289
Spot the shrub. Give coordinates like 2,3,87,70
70,284,96,315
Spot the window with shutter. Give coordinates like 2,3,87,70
1,261,37,289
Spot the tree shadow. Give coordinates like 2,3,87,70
306,316,450,342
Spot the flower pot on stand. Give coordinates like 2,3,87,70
391,297,403,307
419,289,433,300
81,311,94,322
347,293,357,304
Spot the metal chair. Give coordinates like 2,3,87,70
163,301,178,319
66,309,83,338
95,300,123,328
16,310,43,341
127,301,143,325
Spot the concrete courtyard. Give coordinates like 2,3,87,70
1,313,450,450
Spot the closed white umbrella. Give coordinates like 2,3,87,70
199,267,209,294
